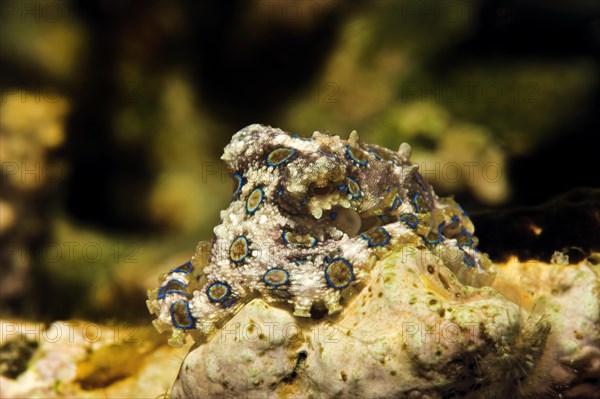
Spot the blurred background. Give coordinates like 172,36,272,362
1,0,599,325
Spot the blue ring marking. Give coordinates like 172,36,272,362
232,173,244,198
169,300,195,330
347,177,362,199
399,213,419,229
346,145,368,166
170,260,193,274
266,147,296,167
360,227,391,247
415,173,428,190
246,187,264,215
318,149,336,159
440,216,461,236
438,221,446,236
462,250,475,267
300,197,308,206
158,280,188,299
369,147,384,161
294,258,307,265
281,231,289,245
207,281,232,303
282,231,317,248
290,134,313,142
277,188,285,196
457,203,469,217
447,215,460,230
412,193,426,213
325,258,355,290
422,232,443,245
222,297,239,308
230,235,249,263
330,212,337,220
263,268,290,287
390,195,402,211
457,228,474,247
338,185,347,190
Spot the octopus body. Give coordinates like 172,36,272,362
147,124,493,346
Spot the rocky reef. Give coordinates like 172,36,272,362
171,248,598,399
147,126,599,398
0,322,189,398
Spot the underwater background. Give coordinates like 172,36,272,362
1,0,599,397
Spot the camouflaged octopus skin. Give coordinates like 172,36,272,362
147,124,493,346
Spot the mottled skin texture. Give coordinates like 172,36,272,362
147,124,493,346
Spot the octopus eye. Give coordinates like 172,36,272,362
312,185,335,196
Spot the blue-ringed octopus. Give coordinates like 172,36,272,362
147,124,494,346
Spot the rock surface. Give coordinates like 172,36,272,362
171,248,598,398
0,321,189,398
